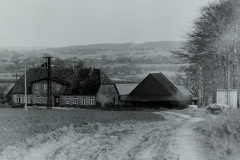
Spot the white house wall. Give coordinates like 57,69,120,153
32,80,64,95
12,94,33,104
216,89,238,109
60,95,96,106
12,79,119,107
13,94,96,107
97,84,119,107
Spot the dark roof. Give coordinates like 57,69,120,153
124,96,180,101
99,70,113,85
150,73,179,95
11,68,113,95
126,72,180,101
30,77,70,85
11,68,75,94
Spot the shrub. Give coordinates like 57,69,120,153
103,102,114,108
0,104,9,108
12,103,24,108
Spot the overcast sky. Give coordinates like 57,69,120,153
0,0,215,47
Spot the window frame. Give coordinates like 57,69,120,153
36,96,40,103
43,96,47,104
42,84,47,90
17,95,21,103
73,97,77,105
89,98,94,105
82,97,87,105
36,84,40,90
65,97,70,104
55,97,59,103
56,84,60,91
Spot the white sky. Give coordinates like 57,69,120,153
0,0,215,47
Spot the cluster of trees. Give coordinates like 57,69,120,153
51,57,84,69
173,0,240,105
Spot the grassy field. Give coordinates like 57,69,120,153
0,108,164,151
196,110,240,160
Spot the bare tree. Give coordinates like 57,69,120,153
172,0,240,105
74,59,84,69
0,83,9,100
53,57,66,68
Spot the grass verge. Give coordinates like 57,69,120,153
195,110,240,160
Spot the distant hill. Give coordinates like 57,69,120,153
135,41,184,49
46,41,184,51
0,47,47,51
1,41,184,52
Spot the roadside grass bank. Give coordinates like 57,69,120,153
0,108,164,151
195,110,240,160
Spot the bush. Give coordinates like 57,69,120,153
0,104,9,108
12,103,24,108
205,103,230,115
103,102,114,108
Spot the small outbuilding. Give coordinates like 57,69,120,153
216,89,237,109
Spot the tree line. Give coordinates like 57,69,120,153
173,0,240,105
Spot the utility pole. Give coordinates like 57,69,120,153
227,53,230,107
24,67,27,111
43,56,52,109
237,24,240,108
199,66,203,107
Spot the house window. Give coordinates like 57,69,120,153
89,98,94,105
73,97,77,104
66,97,70,104
36,96,40,103
43,96,47,104
17,95,21,103
56,84,60,91
36,84,40,90
106,97,108,102
42,84,47,90
82,97,87,105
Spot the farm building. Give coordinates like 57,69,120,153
9,67,119,107
122,72,182,107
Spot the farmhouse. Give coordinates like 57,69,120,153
122,72,181,107
9,67,119,107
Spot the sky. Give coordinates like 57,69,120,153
0,0,215,47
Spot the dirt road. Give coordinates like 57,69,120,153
0,111,205,160
163,112,205,160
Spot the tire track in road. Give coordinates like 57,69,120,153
162,111,205,160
